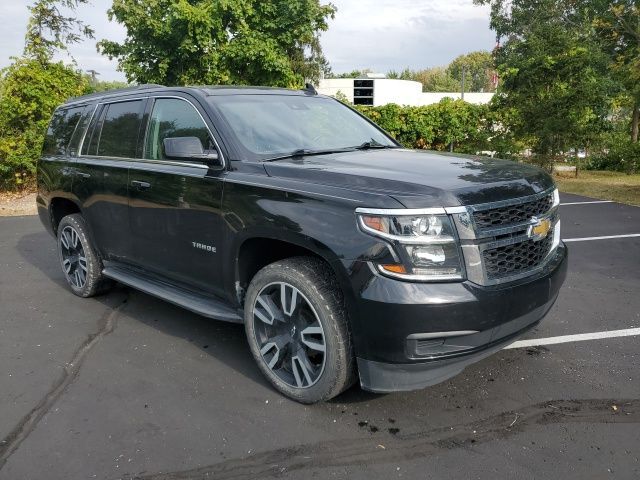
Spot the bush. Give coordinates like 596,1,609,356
586,141,640,174
0,58,87,189
355,98,494,153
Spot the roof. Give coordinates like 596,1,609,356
198,86,316,96
63,84,319,106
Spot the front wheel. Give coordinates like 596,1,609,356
244,257,356,403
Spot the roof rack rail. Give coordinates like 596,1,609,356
303,83,318,95
66,83,166,104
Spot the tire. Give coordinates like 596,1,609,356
244,257,356,404
56,214,111,297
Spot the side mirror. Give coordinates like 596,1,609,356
163,137,220,165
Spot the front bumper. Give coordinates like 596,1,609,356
340,242,568,393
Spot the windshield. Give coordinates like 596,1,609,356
208,94,397,161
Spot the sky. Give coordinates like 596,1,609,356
0,0,495,82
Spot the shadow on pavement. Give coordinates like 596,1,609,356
15,230,388,403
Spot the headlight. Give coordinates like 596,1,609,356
356,210,464,281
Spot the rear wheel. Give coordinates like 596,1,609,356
57,214,111,297
244,257,356,403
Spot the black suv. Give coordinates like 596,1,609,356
37,85,567,403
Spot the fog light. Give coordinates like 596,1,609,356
411,245,445,264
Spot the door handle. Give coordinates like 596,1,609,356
131,180,151,190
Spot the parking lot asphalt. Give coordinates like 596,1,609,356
1,193,639,480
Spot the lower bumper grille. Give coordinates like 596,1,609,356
483,234,554,280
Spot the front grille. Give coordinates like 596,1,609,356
473,193,554,230
483,234,553,280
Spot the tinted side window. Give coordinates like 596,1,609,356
67,104,95,156
145,98,214,160
96,100,143,158
43,106,84,155
82,105,106,156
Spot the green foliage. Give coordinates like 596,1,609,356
384,65,477,93
446,50,496,92
0,59,87,187
332,90,351,104
24,0,94,63
98,0,336,87
354,99,498,153
0,0,92,188
587,140,640,174
410,67,460,93
82,78,129,94
333,69,371,79
590,0,640,142
476,0,615,157
334,51,494,93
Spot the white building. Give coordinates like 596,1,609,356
317,77,494,107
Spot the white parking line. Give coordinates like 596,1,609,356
560,200,613,206
505,327,640,349
563,234,640,242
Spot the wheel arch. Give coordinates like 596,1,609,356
233,233,351,307
49,197,82,235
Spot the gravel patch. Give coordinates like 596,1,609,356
0,192,37,216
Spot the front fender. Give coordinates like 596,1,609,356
220,170,401,307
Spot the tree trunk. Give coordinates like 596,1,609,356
632,103,639,143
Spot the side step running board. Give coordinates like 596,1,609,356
103,265,243,323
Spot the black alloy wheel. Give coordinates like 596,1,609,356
56,214,111,297
59,225,88,288
252,281,327,388
244,257,356,403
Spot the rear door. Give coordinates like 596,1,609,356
74,98,146,261
39,105,88,217
128,95,226,296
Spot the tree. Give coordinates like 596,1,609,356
84,78,129,93
0,60,87,185
385,67,459,92
447,50,496,92
0,0,91,187
98,0,336,87
24,0,94,63
590,0,640,142
332,69,372,78
412,67,459,92
475,0,615,156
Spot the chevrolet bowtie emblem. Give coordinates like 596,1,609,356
528,217,551,241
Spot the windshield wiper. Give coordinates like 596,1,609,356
355,139,396,150
263,141,397,162
263,148,356,162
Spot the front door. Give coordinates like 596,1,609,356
128,96,226,296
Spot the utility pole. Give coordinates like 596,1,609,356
86,69,100,87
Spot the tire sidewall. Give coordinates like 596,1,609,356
244,263,346,403
56,214,102,298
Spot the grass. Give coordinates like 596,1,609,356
554,170,640,206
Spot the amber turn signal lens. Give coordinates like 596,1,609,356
381,264,407,274
362,215,384,232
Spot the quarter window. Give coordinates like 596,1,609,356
95,100,143,158
145,98,215,160
43,106,85,155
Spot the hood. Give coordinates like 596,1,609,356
263,149,554,208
